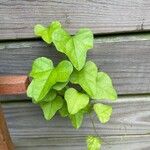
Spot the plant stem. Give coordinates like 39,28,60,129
89,112,111,145
89,113,100,138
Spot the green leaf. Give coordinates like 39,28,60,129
27,71,55,102
53,82,68,91
93,103,112,124
41,90,57,102
66,28,93,70
27,79,34,98
30,57,54,78
53,60,73,82
59,102,69,117
40,96,63,120
86,136,102,150
27,72,53,103
27,60,73,102
69,110,84,129
52,28,71,52
27,57,55,102
32,90,57,104
70,61,97,97
34,21,61,44
65,88,89,114
57,88,67,96
92,72,117,100
69,104,92,128
52,28,93,70
83,104,93,114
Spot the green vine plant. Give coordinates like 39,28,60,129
27,21,117,150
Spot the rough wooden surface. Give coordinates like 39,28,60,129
1,34,150,96
12,135,150,150
2,96,150,136
1,0,150,40
0,106,14,150
1,96,150,149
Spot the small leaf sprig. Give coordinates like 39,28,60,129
27,21,117,149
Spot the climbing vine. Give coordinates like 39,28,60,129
27,21,117,150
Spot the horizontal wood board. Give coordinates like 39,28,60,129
1,34,150,95
1,96,150,149
11,135,150,150
1,0,150,39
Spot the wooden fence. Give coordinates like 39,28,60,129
0,0,150,149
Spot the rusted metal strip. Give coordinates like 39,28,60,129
0,106,14,150
0,75,29,95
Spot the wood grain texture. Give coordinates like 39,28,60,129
12,135,150,150
1,0,150,39
1,34,150,95
1,96,150,149
2,96,150,136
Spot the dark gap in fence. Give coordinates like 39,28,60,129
0,30,150,43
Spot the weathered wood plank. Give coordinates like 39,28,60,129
2,96,150,136
12,135,150,150
1,34,150,95
1,96,150,149
1,0,150,39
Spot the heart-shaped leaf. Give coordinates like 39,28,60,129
86,136,102,150
40,96,63,120
69,110,84,129
52,28,93,70
30,57,54,78
70,61,97,97
59,102,69,117
92,72,117,100
41,90,57,103
27,71,55,102
66,28,93,70
65,88,89,114
27,60,73,102
34,21,61,44
31,90,57,104
53,60,73,82
52,28,71,52
93,103,112,123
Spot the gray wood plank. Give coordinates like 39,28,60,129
1,34,150,95
2,96,150,137
13,135,150,150
1,0,150,39
1,96,150,149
